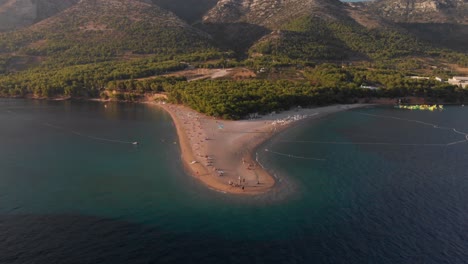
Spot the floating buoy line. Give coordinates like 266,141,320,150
357,112,468,145
266,110,468,161
7,109,138,146
264,148,326,161
280,112,468,147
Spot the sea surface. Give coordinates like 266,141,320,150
1,99,467,263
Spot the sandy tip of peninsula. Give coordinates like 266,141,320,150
154,102,366,195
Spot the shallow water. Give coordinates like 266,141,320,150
1,99,467,263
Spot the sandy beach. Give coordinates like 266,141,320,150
155,103,366,195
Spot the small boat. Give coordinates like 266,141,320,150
190,160,198,164
132,142,139,145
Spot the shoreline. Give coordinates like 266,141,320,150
153,102,367,195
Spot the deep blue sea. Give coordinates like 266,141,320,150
1,99,467,263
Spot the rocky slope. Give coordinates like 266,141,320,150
0,0,466,66
356,0,468,52
151,0,218,23
361,0,467,24
203,0,346,28
200,0,353,53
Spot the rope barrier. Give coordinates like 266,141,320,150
264,148,326,161
7,110,138,145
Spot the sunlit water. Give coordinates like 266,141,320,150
1,99,467,263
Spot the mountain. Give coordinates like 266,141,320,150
0,0,217,68
0,0,79,32
203,0,346,28
200,0,351,54
0,0,224,98
361,0,467,24
1,0,465,65
199,0,440,62
356,0,468,52
0,0,466,100
151,0,218,24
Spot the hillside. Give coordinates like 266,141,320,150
200,0,352,53
0,0,467,100
361,0,467,24
199,0,322,50
200,0,451,63
0,0,79,32
0,0,218,69
151,0,218,24
203,0,346,27
0,0,223,98
357,0,468,52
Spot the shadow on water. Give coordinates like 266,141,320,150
0,214,319,264
2,100,468,263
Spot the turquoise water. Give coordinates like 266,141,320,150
1,99,467,263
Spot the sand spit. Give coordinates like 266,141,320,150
155,103,366,195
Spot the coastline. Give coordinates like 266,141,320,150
153,102,367,195
0,96,370,194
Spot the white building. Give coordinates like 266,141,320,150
408,76,443,82
360,85,379,90
448,77,468,88
409,76,430,80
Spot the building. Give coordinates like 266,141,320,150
448,76,468,88
409,76,430,80
360,85,379,90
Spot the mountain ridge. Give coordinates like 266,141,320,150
203,0,347,28
0,0,467,101
0,0,466,71
359,0,467,24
